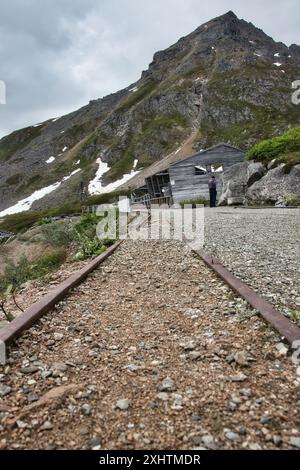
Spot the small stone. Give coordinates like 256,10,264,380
54,333,64,342
276,343,288,356
248,443,261,450
290,437,300,449
228,374,247,382
273,435,282,446
260,415,272,425
226,354,235,364
0,385,12,397
225,431,240,441
82,404,92,416
179,340,197,351
189,351,202,361
41,371,52,380
125,364,140,372
87,438,101,449
202,434,218,450
234,351,249,367
27,379,36,386
158,377,177,392
20,367,39,375
79,427,89,436
228,402,237,412
156,392,169,401
27,393,39,403
51,362,67,376
116,399,130,411
191,415,201,422
171,394,183,411
40,421,53,431
16,420,27,429
240,388,252,397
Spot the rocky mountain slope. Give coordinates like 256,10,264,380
0,11,299,213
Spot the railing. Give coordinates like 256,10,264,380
131,196,174,209
81,195,174,214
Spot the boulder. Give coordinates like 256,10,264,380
247,162,265,187
218,162,248,206
245,164,300,205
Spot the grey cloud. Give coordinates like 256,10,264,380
0,0,299,138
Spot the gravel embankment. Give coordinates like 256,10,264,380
1,240,299,450
204,208,300,319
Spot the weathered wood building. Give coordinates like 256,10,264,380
145,143,245,202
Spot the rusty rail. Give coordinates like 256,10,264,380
193,248,300,346
0,241,123,359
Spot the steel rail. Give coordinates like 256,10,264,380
0,240,123,361
193,248,300,346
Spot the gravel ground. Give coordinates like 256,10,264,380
1,240,300,450
204,208,300,320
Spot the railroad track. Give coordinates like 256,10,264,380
0,233,300,449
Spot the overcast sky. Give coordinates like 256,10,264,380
0,0,299,138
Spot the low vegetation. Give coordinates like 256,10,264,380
0,125,44,162
0,249,66,321
284,195,300,207
41,213,116,261
0,202,121,321
117,80,158,113
179,197,209,208
246,126,300,165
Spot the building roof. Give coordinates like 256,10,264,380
170,143,245,168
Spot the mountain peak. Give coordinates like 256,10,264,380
217,10,238,20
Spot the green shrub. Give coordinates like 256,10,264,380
41,221,75,246
246,126,300,163
0,249,66,295
284,195,300,207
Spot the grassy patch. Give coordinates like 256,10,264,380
0,126,43,162
117,80,158,113
0,201,82,234
142,114,187,134
5,174,22,186
85,189,131,207
106,147,135,182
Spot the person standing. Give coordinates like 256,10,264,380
208,175,217,208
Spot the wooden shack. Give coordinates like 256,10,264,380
143,143,245,203
168,143,245,202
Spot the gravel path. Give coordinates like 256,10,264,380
204,208,300,319
1,240,300,450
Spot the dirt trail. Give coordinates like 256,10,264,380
0,240,299,450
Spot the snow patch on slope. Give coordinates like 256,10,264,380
0,169,81,217
88,159,140,195
88,158,110,195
